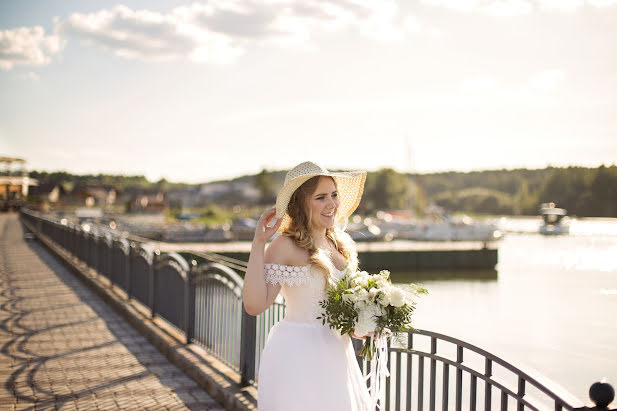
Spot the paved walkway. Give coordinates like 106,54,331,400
0,213,226,411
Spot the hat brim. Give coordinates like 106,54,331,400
275,171,366,233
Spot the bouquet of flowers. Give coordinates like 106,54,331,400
318,269,427,359
318,269,427,409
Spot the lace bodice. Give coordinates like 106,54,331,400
265,263,346,324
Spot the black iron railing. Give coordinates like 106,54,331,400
19,209,613,410
380,330,581,410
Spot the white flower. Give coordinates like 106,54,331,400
358,288,371,302
352,270,370,288
377,291,390,306
389,286,406,307
368,287,379,300
354,300,367,312
354,308,378,338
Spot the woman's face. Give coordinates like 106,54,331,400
308,176,339,231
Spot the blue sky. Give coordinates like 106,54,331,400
1,0,616,183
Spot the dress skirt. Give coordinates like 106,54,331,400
257,319,371,411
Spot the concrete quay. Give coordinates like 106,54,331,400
157,239,499,271
0,213,228,411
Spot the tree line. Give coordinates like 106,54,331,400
30,165,617,217
362,165,617,217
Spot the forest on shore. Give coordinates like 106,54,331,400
30,164,617,218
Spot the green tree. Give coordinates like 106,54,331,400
254,168,276,204
364,168,410,210
589,165,617,217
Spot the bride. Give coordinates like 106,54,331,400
242,161,372,411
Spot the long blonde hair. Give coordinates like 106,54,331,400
282,176,358,286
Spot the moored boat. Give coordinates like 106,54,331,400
539,202,570,235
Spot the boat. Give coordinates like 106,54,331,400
347,217,393,242
539,203,570,235
376,207,503,242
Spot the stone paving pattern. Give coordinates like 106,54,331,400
0,214,226,411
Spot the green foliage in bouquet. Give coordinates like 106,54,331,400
317,274,357,336
318,269,428,360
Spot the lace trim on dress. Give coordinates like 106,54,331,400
264,263,311,286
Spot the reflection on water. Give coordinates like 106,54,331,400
391,268,498,282
389,217,617,405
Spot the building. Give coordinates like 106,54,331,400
0,156,38,211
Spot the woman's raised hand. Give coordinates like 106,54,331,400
253,207,283,244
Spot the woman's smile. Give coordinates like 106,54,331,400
310,177,340,230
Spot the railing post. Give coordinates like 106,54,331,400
91,232,98,272
352,337,364,371
572,382,615,411
149,250,159,318
107,236,113,284
485,358,493,408
239,307,256,386
126,241,133,300
83,228,89,265
184,260,197,344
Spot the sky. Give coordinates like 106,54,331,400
1,0,616,183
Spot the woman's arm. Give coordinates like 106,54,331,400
242,208,283,316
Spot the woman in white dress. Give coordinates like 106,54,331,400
242,161,372,411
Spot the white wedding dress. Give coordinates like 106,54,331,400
257,263,372,411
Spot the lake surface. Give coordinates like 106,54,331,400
391,217,617,405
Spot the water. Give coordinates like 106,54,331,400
391,217,617,405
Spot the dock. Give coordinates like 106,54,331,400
156,240,499,271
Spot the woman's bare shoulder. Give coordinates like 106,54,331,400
264,235,309,267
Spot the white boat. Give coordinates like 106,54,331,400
539,203,570,235
411,215,502,241
347,218,393,242
379,208,502,242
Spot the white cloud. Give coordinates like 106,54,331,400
587,0,617,6
0,26,63,70
429,28,443,37
482,0,534,17
538,0,584,12
58,1,403,64
422,0,617,16
461,75,495,90
18,71,40,81
530,70,565,89
403,16,422,33
421,0,535,16
422,0,479,13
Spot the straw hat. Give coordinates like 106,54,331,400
275,161,367,232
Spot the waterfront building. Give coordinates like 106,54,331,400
0,156,38,211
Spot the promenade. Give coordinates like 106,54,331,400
0,213,225,410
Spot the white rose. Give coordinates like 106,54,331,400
356,288,369,302
354,309,378,338
377,291,390,306
389,286,406,307
374,278,387,289
354,300,367,312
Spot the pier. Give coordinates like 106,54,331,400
156,240,498,271
7,209,615,411
0,213,226,410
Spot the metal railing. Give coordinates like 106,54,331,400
381,330,584,411
18,209,281,387
19,209,613,410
